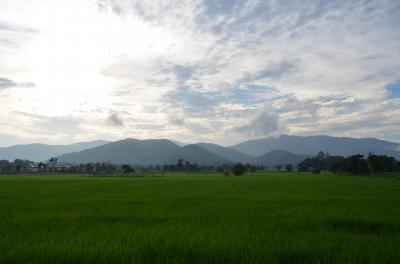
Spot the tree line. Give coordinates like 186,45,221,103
0,158,264,175
1,152,399,175
297,152,400,174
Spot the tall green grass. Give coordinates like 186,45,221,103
0,172,399,263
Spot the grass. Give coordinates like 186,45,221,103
0,172,399,263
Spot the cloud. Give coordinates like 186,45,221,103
234,111,280,137
0,77,17,89
12,112,84,134
163,87,219,114
0,77,35,90
106,113,124,127
240,61,297,83
1,0,400,145
36,117,83,134
169,115,185,127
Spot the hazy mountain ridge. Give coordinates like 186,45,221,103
0,140,110,162
232,135,400,159
166,144,231,164
59,139,231,165
2,135,400,164
196,143,254,163
256,150,309,167
58,139,182,165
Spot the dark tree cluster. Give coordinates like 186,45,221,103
297,151,400,175
231,163,247,176
161,160,262,174
0,159,34,173
72,162,119,174
229,163,263,176
162,159,202,172
367,154,399,173
329,154,370,174
121,164,135,174
297,152,345,173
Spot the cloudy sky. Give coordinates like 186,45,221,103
0,0,399,146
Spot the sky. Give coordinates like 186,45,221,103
0,0,399,147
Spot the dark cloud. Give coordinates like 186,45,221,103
229,84,281,105
106,113,124,127
0,77,35,90
169,116,185,127
240,61,296,82
0,77,17,89
234,111,280,137
275,95,320,117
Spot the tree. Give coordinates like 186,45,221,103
85,163,93,173
275,164,282,171
177,159,184,171
122,164,135,174
13,159,25,172
298,152,345,172
367,154,397,172
0,160,12,173
330,154,371,174
285,164,293,172
231,163,247,176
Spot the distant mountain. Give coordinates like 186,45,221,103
166,144,230,164
256,150,308,167
3,135,399,165
196,143,254,163
232,135,400,159
0,140,109,162
58,139,181,165
171,140,187,147
59,140,239,165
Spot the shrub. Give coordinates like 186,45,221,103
231,163,247,176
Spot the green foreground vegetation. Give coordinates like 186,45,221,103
1,172,400,263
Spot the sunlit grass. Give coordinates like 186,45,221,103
1,172,399,263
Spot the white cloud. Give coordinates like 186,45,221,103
0,0,399,146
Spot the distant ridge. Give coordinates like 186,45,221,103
58,139,181,164
58,139,230,165
232,135,400,159
0,140,109,162
2,134,400,164
167,144,230,164
196,143,254,163
256,150,308,167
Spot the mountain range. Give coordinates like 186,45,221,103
232,135,400,159
0,140,109,162
1,135,399,166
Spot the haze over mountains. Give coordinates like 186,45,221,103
1,135,399,166
232,135,400,159
0,140,109,162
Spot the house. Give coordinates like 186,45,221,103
24,163,39,173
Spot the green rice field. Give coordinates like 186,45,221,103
1,172,399,263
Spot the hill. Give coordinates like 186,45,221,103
195,143,254,163
58,139,230,165
58,139,181,165
0,140,109,162
256,149,308,167
166,144,231,164
232,135,400,159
